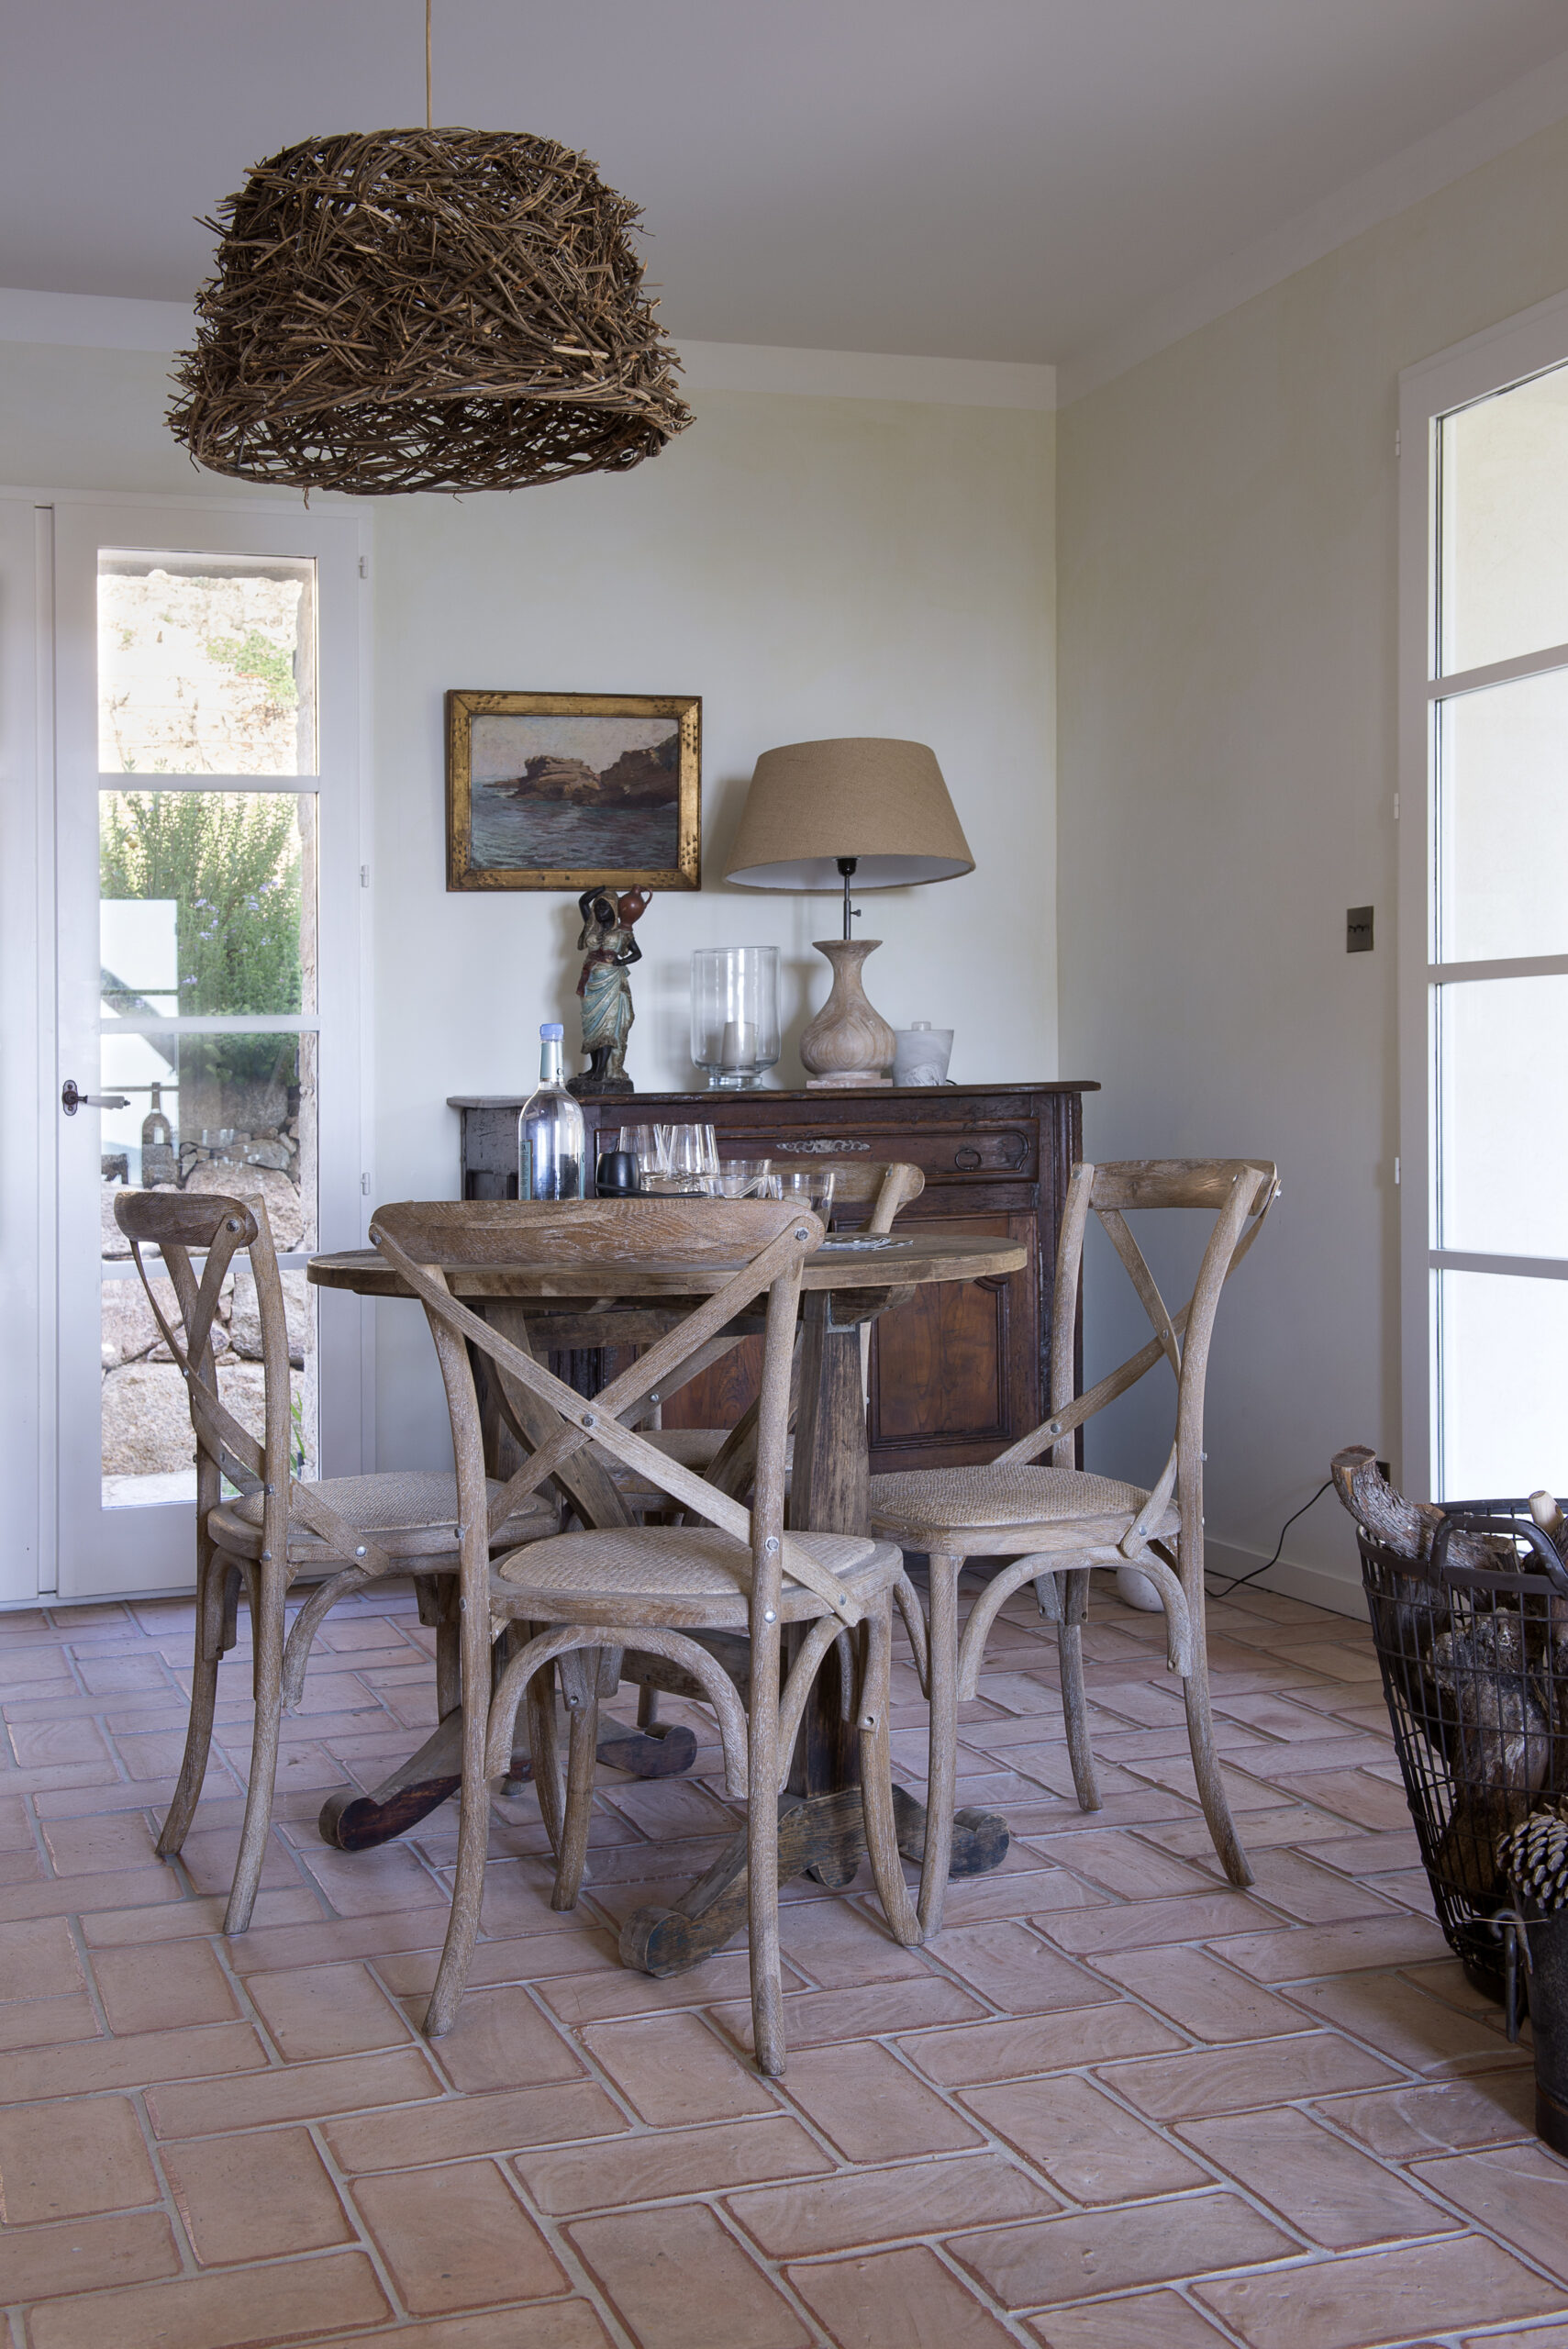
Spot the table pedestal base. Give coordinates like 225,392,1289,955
618,1785,1008,1976
317,1709,696,1853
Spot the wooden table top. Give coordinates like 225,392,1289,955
307,1229,1027,1300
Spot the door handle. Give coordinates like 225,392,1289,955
61,1079,129,1116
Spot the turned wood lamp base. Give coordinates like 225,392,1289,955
800,937,896,1088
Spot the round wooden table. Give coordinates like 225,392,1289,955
308,1226,1026,1974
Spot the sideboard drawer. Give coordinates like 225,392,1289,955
725,1124,1038,1183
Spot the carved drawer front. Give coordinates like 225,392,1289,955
751,1127,1037,1182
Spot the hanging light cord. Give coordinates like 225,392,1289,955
426,0,433,129
1205,1478,1334,1597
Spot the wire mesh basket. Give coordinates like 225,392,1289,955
1357,1496,1568,2001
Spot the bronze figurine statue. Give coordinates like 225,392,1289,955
568,886,650,1097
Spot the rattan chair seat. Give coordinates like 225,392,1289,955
869,1464,1178,1551
606,1426,796,1502
494,1523,898,1627
211,1471,556,1564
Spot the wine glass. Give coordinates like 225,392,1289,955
664,1123,720,1195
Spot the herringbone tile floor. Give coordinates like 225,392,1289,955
0,1572,1559,2349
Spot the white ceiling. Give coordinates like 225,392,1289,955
6,1,1568,373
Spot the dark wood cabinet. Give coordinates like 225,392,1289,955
449,1082,1095,1473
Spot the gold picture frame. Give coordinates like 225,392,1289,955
445,689,701,892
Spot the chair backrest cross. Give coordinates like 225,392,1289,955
113,1187,400,1582
368,1198,862,1630
997,1157,1278,1569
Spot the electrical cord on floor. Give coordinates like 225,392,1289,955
1204,1477,1334,1597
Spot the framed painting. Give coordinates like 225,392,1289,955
445,689,701,892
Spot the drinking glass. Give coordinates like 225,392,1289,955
617,1125,668,1189
715,1157,771,1198
774,1166,835,1217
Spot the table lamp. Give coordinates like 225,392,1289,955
724,738,973,1085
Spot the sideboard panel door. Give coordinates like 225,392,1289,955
449,1081,1094,1470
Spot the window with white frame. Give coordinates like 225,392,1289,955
1400,303,1568,1502
15,492,370,1603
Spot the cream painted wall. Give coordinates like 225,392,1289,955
370,389,1055,1468
1056,113,1568,1608
0,343,1056,1494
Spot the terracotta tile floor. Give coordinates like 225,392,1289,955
1,1573,1562,2349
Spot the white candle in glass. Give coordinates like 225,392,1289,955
719,1018,758,1070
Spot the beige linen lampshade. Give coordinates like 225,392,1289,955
724,738,973,1087
725,738,973,892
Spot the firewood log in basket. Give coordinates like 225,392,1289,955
1331,1446,1561,1894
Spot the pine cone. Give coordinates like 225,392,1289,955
1497,1804,1568,1913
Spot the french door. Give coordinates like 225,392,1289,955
1400,298,1568,1502
42,496,368,1598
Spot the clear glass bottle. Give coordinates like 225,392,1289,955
517,1023,584,1200
139,1080,177,1187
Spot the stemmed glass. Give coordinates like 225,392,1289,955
663,1124,719,1194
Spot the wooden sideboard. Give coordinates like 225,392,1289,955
450,1082,1097,1475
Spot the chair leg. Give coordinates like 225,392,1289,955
224,1557,287,1934
858,1606,920,1949
917,1552,962,1939
425,1660,495,2038
159,1553,231,1859
526,1651,568,1859
550,1686,599,1911
748,1619,786,2079
1056,1568,1102,1814
1184,1649,1253,1887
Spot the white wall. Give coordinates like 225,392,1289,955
370,387,1055,1467
1056,112,1568,1609
0,335,1057,1492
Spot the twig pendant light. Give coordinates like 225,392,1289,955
169,2,691,495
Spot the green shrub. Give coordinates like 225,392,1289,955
101,791,304,1087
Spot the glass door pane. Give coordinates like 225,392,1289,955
1440,367,1568,674
98,550,317,774
1439,1267,1568,1498
1436,974,1568,1259
1436,668,1568,963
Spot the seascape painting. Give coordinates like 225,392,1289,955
446,691,701,891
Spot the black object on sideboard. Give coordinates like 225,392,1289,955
449,1082,1096,1476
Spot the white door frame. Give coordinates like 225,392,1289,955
0,484,374,1606
1397,287,1568,1498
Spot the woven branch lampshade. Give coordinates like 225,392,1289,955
169,128,693,495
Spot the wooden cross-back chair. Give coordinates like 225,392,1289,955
370,1196,920,2076
113,1188,556,1933
868,1157,1278,1934
601,1158,925,1513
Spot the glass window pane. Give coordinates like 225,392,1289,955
1440,364,1568,674
1437,667,1568,962
101,1266,317,1509
99,1025,318,1508
98,550,317,775
99,1030,317,1250
1437,975,1568,1257
100,791,316,1018
1438,1267,1568,1500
